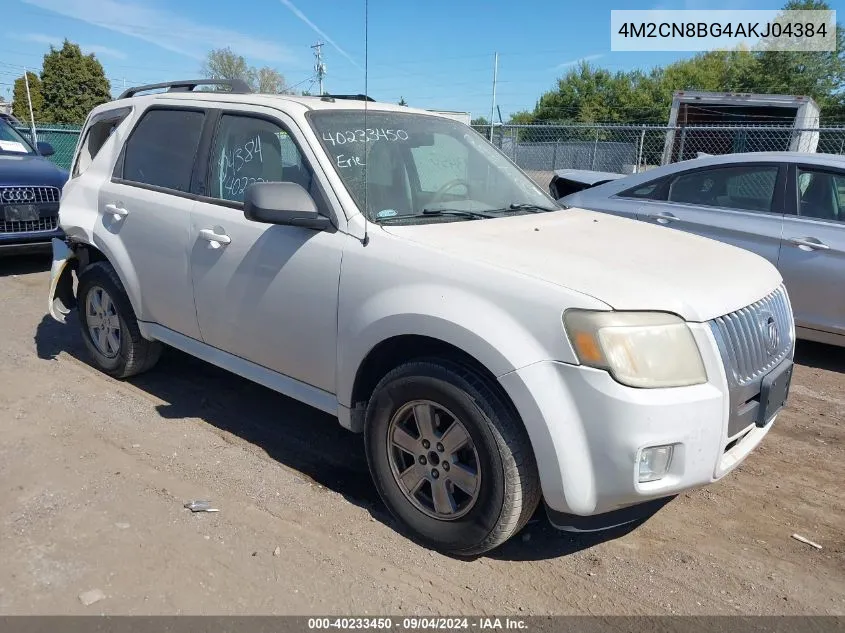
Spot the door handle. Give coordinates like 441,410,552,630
104,203,129,220
648,211,677,225
788,236,830,251
198,228,231,247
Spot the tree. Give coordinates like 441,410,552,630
755,0,845,114
507,111,534,124
532,62,665,125
471,116,491,137
255,67,287,94
201,47,255,87
13,71,44,122
201,48,290,94
657,49,760,104
40,40,111,123
398,96,408,106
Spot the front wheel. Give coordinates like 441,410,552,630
364,359,541,555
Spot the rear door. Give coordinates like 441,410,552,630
99,106,206,339
777,163,845,339
635,163,787,268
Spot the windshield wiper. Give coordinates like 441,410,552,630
493,203,560,213
422,208,497,218
376,208,495,223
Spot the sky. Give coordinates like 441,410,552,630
1,0,842,121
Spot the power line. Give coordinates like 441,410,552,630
287,74,318,93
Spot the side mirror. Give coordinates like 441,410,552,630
243,181,332,230
37,141,55,157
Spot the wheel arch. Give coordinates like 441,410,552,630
74,239,145,328
351,334,510,414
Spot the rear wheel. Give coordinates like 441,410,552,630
77,261,162,378
364,359,540,555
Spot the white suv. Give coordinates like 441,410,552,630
48,80,795,555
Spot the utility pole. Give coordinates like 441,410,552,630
311,41,326,95
23,67,37,145
489,52,498,143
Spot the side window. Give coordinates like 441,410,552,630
618,180,665,200
409,133,468,193
72,107,131,179
667,165,778,213
208,114,313,203
797,168,844,223
121,109,204,192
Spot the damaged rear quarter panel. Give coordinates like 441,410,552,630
55,105,146,321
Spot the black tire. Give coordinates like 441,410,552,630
364,359,541,555
77,261,162,378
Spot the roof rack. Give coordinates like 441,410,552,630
319,94,376,102
118,79,252,100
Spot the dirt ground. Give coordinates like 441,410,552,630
0,254,842,616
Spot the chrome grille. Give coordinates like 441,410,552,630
0,216,59,233
0,186,61,204
710,285,794,386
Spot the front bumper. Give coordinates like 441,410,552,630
498,322,787,521
0,227,64,256
47,237,77,323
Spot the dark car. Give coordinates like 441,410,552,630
0,118,68,255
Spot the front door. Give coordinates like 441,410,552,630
638,163,786,268
100,107,206,339
778,164,845,338
189,109,343,394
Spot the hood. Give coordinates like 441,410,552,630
382,208,782,322
0,153,68,188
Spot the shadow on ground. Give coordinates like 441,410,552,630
34,313,646,560
486,513,652,562
795,340,845,374
0,254,51,277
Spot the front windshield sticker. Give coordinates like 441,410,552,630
377,209,398,218
0,140,28,153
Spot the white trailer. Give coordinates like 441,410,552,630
428,110,471,126
662,91,821,164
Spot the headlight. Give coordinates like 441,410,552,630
563,310,707,388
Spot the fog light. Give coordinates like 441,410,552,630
638,445,674,483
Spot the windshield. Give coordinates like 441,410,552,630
307,110,559,224
0,120,35,155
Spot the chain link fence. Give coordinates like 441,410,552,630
472,123,845,190
13,123,83,171
10,121,845,185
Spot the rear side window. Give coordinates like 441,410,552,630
121,109,204,192
618,180,665,200
72,107,132,178
797,167,845,223
667,165,778,213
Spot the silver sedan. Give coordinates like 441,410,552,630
558,152,845,347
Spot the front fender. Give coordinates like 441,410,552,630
336,282,553,408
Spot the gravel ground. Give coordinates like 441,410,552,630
0,255,843,615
